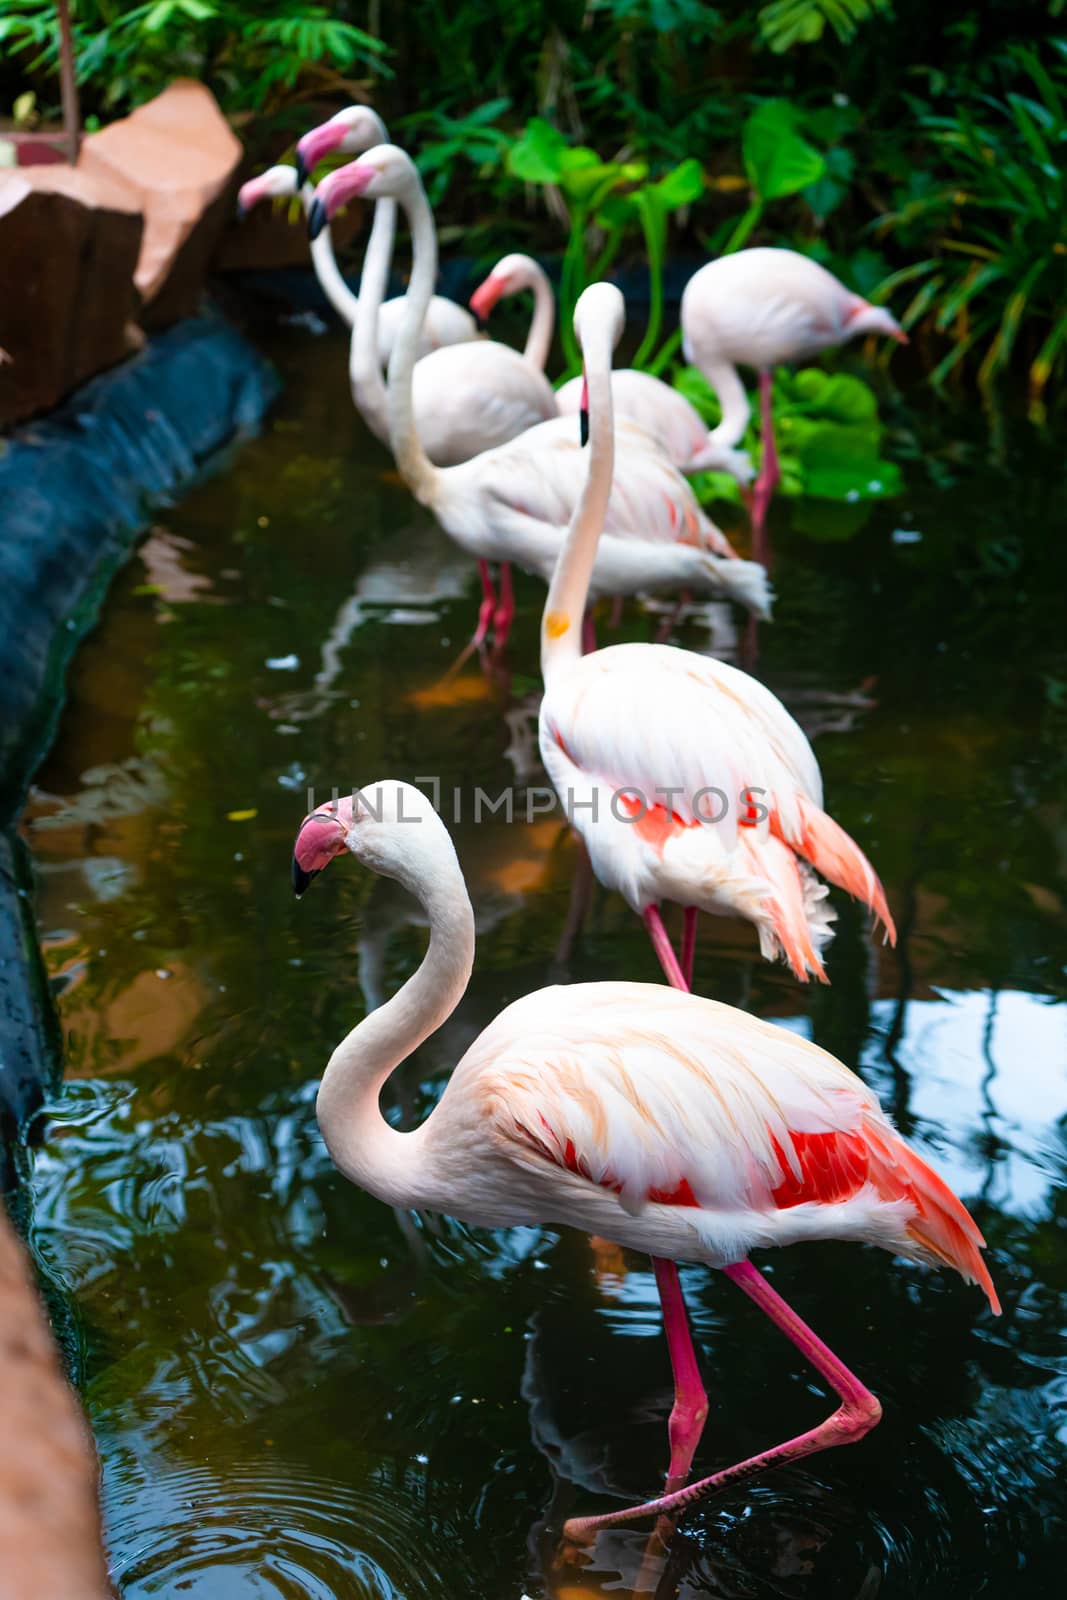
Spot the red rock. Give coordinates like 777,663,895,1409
0,1204,111,1599
0,166,143,428
80,80,242,327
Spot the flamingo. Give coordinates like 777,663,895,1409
296,112,556,467
239,120,477,364
290,779,999,1538
308,148,769,655
470,253,753,482
538,282,896,993
681,247,907,561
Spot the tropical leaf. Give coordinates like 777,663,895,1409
742,100,825,202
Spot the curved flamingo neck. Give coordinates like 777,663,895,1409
316,841,475,1208
300,181,360,327
522,261,555,372
704,359,752,451
386,178,440,503
541,323,615,682
349,194,399,445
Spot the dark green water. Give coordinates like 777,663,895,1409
18,319,1067,1598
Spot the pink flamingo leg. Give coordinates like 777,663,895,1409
492,562,515,652
750,368,780,571
470,559,498,651
680,907,697,990
563,1257,882,1540
642,905,688,991
653,1257,708,1494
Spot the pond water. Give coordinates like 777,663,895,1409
17,314,1067,1598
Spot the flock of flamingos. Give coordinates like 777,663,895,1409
238,106,1000,1544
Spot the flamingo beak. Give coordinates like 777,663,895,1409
307,196,328,241
292,858,319,897
469,274,506,328
579,374,589,448
307,161,374,241
291,803,351,897
295,121,341,190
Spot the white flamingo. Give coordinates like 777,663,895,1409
470,252,753,481
290,775,997,1540
681,247,907,558
309,148,769,653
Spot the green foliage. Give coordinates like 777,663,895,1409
0,2,389,117
873,43,1067,410
398,99,512,208
503,117,699,371
758,0,893,53
676,363,901,525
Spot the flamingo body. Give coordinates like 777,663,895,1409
429,416,768,608
540,642,891,979
556,369,753,481
408,340,557,467
436,981,996,1310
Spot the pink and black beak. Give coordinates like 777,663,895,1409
235,174,265,223
295,120,344,191
307,159,374,242
291,798,353,897
579,374,589,447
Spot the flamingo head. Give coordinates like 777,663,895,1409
847,300,909,345
292,795,354,896
469,253,538,324
236,165,298,220
307,145,415,241
572,281,625,446
292,782,452,897
295,105,389,188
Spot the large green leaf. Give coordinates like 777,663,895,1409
506,118,568,184
742,99,825,201
648,158,705,209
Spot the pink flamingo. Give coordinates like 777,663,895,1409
236,161,475,368
291,779,999,1538
681,247,907,563
541,283,896,993
470,253,753,482
298,112,556,468
309,149,769,656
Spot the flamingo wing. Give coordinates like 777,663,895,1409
474,418,734,555
452,982,997,1310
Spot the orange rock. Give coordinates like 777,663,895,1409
0,166,142,427
80,80,241,326
0,1203,111,1599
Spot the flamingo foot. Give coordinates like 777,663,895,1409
562,1258,881,1541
